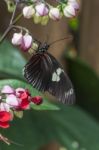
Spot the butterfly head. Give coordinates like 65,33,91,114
38,42,50,53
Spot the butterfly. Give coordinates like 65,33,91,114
23,38,75,104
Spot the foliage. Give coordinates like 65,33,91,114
0,39,99,149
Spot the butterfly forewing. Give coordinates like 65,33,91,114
24,52,75,104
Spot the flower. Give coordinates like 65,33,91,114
63,4,76,18
1,85,15,94
23,5,35,19
49,7,62,20
20,34,33,52
6,94,20,108
12,33,23,45
0,103,10,112
35,3,49,16
18,90,31,110
68,0,79,10
0,111,12,128
31,96,43,105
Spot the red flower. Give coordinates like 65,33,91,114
18,90,30,110
0,111,12,128
31,96,43,105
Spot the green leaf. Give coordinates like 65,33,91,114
0,104,99,150
0,40,26,80
0,79,59,111
66,55,99,116
31,100,60,111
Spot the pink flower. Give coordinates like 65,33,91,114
16,88,25,97
35,3,49,16
1,85,15,94
20,34,33,52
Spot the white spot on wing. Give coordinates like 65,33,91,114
52,68,63,82
56,68,62,75
65,88,74,98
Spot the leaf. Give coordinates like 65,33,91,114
0,80,99,150
0,79,59,111
0,40,26,80
0,104,99,150
31,100,60,111
66,55,99,116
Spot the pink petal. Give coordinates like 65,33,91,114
1,85,15,94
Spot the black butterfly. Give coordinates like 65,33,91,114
23,38,75,104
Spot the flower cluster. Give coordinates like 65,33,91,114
22,0,79,25
12,33,33,52
0,85,43,128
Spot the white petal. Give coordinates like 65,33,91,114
6,94,21,107
0,102,10,112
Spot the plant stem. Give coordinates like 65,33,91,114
0,2,22,43
0,26,12,43
10,2,18,25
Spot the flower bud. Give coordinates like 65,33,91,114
20,34,33,52
31,96,43,105
23,5,35,19
49,7,62,21
63,5,76,18
68,0,79,10
35,3,49,16
12,33,23,46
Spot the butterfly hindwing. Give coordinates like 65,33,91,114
24,52,75,104
45,53,75,104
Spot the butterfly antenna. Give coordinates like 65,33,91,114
49,36,73,46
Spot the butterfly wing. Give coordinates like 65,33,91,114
46,52,75,104
24,53,51,92
24,52,75,104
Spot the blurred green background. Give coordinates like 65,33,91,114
0,0,99,150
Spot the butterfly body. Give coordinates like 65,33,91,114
24,41,75,104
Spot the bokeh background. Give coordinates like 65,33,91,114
0,0,99,150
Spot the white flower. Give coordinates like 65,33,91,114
12,33,23,46
49,7,62,20
23,5,35,19
6,94,21,108
1,85,15,94
35,3,49,16
68,0,79,10
20,34,33,51
0,102,10,112
63,5,76,18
